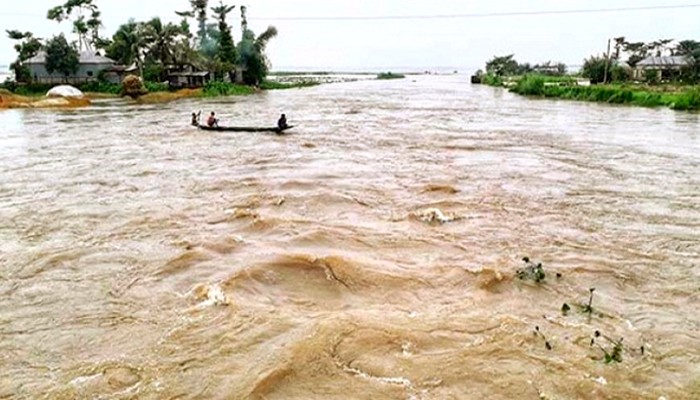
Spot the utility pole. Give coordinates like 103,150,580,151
603,38,611,84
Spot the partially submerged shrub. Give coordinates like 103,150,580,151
121,75,147,98
516,257,546,283
512,75,545,96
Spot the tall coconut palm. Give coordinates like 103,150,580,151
106,20,147,75
175,0,210,53
144,17,182,67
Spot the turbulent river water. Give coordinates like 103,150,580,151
1,75,699,399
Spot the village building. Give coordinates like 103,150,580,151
166,64,212,89
24,51,135,84
634,56,691,81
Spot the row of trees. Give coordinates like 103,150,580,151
7,0,279,86
484,55,567,77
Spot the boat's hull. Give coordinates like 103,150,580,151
197,125,294,133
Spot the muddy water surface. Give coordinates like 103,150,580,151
1,76,700,399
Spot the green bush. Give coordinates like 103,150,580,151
512,75,545,96
202,81,256,97
12,83,54,96
143,64,165,83
377,72,405,80
611,66,630,83
671,87,700,110
645,69,660,84
79,81,121,94
1,79,18,92
481,73,503,87
144,81,170,93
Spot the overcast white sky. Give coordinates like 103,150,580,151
1,0,699,72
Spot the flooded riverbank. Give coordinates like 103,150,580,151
1,75,699,399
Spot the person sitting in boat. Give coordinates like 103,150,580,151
191,112,199,126
277,114,288,130
207,112,219,127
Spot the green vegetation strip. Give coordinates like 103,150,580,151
259,80,320,90
490,74,700,111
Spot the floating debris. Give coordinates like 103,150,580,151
561,303,571,316
517,257,546,283
591,330,624,364
534,326,552,350
582,288,596,315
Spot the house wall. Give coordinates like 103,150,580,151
28,62,114,84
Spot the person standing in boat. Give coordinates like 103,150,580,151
277,114,288,130
207,112,219,127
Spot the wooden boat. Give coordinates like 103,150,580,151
197,124,294,133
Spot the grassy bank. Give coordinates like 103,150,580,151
511,75,700,111
0,78,325,108
0,89,91,109
483,74,700,111
259,80,320,90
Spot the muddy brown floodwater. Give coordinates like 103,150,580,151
1,75,699,399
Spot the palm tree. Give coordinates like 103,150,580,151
144,17,182,67
211,2,236,66
237,25,277,85
106,20,147,75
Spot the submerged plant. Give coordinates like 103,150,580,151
584,288,596,314
517,257,546,283
591,330,623,364
534,326,552,350
561,303,571,316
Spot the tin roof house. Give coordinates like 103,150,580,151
634,56,691,81
24,51,136,84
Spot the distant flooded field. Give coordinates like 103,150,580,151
1,75,699,399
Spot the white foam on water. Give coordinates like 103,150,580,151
415,208,455,224
184,284,230,309
198,285,229,308
69,373,101,386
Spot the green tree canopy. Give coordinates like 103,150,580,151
6,30,43,82
485,55,519,76
144,17,183,67
237,24,277,85
45,34,80,78
106,20,145,67
211,2,236,66
47,0,102,51
674,40,700,83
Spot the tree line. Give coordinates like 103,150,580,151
482,38,700,85
6,0,278,86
